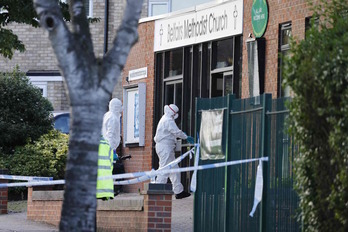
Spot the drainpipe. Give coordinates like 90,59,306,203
103,0,109,54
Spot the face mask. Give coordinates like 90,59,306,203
174,113,179,119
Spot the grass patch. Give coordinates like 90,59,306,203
8,200,27,213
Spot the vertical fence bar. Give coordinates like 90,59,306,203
260,94,272,232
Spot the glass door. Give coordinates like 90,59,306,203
164,80,183,128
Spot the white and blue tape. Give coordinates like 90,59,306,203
0,144,268,189
0,175,53,181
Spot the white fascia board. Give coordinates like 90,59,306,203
28,76,63,82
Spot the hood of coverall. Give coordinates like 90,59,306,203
164,104,179,119
109,98,123,114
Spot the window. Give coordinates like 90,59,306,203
125,88,139,143
123,83,146,146
305,16,319,38
61,0,93,18
211,71,233,97
278,22,292,97
148,0,171,17
155,36,241,140
210,38,234,98
32,82,48,97
172,0,212,12
211,38,234,70
27,73,63,98
164,81,183,128
164,48,183,77
84,0,93,18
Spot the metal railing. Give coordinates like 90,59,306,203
194,94,300,232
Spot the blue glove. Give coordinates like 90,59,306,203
186,136,194,144
113,149,119,161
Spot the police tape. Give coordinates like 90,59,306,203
0,179,65,188
0,145,197,188
110,157,268,183
0,175,53,181
0,147,268,188
114,145,195,185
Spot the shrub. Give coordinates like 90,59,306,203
5,130,69,180
0,67,53,154
284,1,348,231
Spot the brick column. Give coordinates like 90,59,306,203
27,187,33,217
143,183,173,232
0,169,8,214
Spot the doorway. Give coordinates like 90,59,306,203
164,80,183,127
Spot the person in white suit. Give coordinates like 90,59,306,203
154,104,194,199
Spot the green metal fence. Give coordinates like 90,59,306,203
194,94,300,232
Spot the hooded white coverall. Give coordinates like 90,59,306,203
102,98,123,150
154,104,187,194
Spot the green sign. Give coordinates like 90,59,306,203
251,0,268,38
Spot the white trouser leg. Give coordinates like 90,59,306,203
155,143,183,194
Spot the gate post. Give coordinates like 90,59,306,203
143,183,173,231
260,94,272,232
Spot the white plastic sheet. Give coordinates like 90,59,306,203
249,161,263,217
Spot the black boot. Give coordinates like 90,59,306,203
175,191,191,199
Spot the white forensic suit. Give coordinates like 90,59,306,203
154,104,188,195
102,98,123,150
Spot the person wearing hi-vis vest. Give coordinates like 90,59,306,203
97,98,123,200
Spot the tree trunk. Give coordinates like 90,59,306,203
33,0,143,231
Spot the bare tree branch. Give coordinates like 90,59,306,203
102,0,143,92
70,0,95,62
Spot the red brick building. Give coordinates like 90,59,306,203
121,0,314,192
1,0,316,194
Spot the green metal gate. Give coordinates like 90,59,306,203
194,94,300,232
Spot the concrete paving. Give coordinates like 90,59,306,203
0,194,194,232
0,211,58,232
172,194,194,232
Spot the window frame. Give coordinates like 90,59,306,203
32,82,48,97
278,22,292,98
305,16,319,39
28,75,63,98
123,83,146,147
148,0,172,17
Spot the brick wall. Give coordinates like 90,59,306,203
241,0,313,99
0,169,8,214
0,181,8,215
144,195,172,231
97,210,146,232
26,183,173,231
0,1,148,111
0,1,115,72
121,21,155,193
27,188,63,226
47,82,70,111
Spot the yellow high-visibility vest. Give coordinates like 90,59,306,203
96,138,114,199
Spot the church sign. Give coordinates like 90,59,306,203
154,0,243,52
